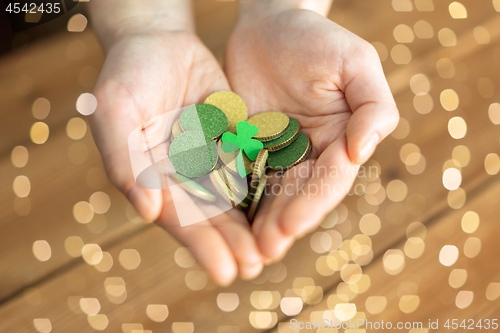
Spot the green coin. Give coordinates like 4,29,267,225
263,119,301,151
180,104,228,139
267,133,311,171
169,130,218,178
171,173,217,202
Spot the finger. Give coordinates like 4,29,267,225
278,136,359,236
210,210,264,280
342,43,399,165
158,188,239,286
255,162,314,261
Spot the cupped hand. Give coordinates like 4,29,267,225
89,30,263,285
224,9,399,262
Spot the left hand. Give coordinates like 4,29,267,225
224,8,399,262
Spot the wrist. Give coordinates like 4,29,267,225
238,0,332,22
88,0,195,52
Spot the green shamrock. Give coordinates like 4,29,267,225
222,121,263,177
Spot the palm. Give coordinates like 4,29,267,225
90,31,262,284
225,10,397,260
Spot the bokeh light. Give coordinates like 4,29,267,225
30,122,49,144
413,94,434,114
81,244,103,265
393,24,414,43
442,168,462,190
455,291,473,309
76,93,98,115
13,175,31,197
436,58,455,78
87,314,109,331
33,318,52,333
448,117,467,139
73,201,94,224
79,298,100,315
440,89,459,111
484,153,500,175
64,236,84,257
217,293,239,312
414,20,434,38
66,117,87,140
118,249,141,270
392,0,413,11
448,2,467,19
32,98,50,120
488,103,500,124
89,191,111,214
67,14,88,32
399,295,420,313
463,237,481,258
473,26,490,44
391,44,412,64
11,146,29,168
146,304,169,322
280,297,303,316
449,269,467,288
439,245,459,266
438,28,457,47
461,211,479,234
32,240,51,262
477,77,494,98
185,271,207,291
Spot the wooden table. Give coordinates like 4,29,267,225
1,0,499,332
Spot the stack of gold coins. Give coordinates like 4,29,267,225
167,91,311,223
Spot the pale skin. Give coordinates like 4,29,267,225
88,0,399,285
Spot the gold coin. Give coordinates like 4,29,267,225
247,175,268,223
250,149,268,193
171,118,183,140
217,140,253,175
204,91,248,134
210,169,236,206
218,167,248,199
247,111,290,141
170,173,217,202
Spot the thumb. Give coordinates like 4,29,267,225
343,45,399,165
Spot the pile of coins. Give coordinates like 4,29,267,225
168,91,311,222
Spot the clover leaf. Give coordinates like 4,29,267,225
221,121,263,177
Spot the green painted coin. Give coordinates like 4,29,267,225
263,119,300,151
171,173,217,202
169,130,218,178
180,104,228,139
267,133,311,171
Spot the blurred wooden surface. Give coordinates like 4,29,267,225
1,0,500,332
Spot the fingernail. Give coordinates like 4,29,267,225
241,262,264,280
358,133,379,164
